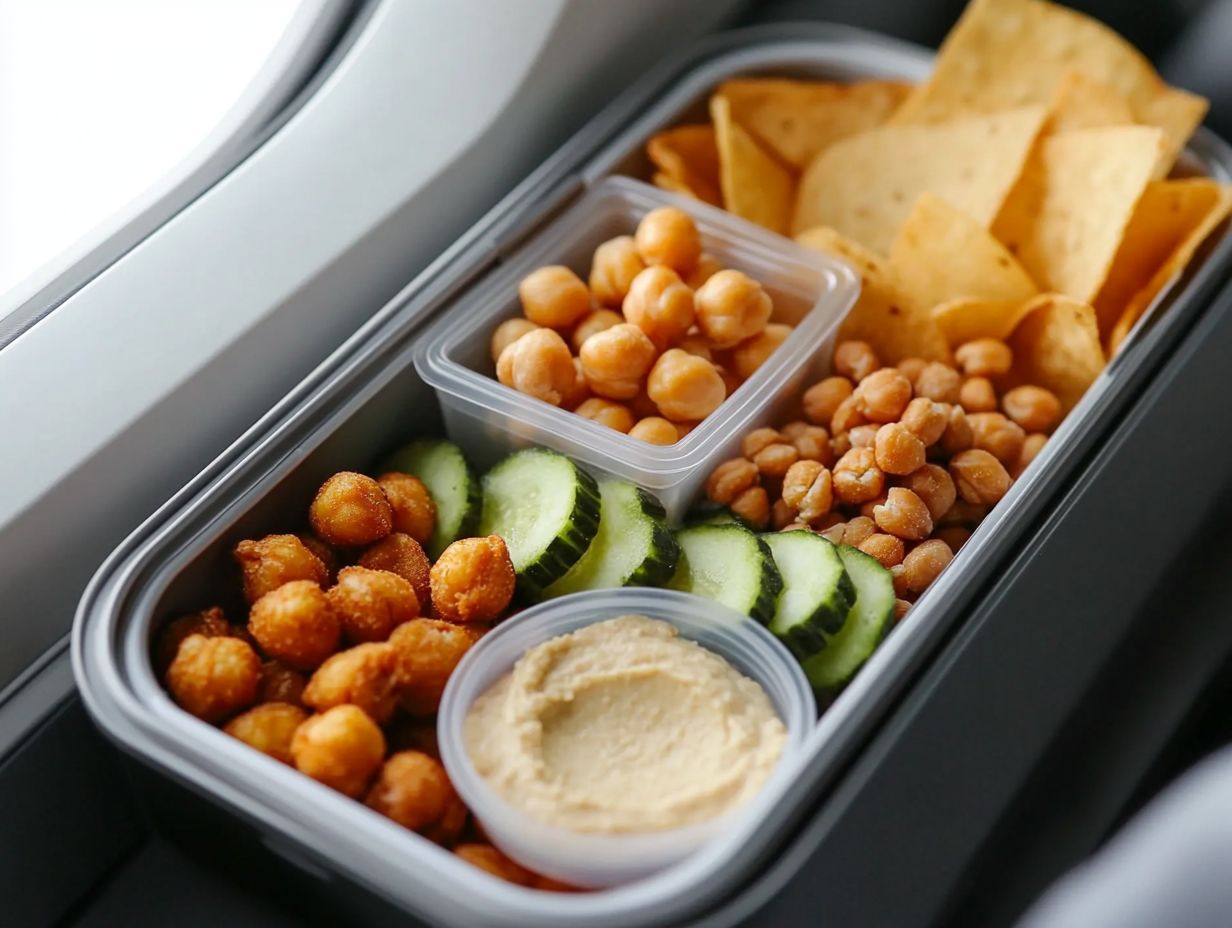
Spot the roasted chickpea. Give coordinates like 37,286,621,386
731,323,792,380
819,521,848,543
677,332,713,361
559,358,591,411
224,702,307,764
570,308,623,353
366,751,467,843
1013,433,1048,478
830,431,853,459
706,458,759,506
890,564,911,599
771,498,795,530
829,394,867,435
713,362,742,398
166,634,260,723
258,660,307,707
647,348,727,421
856,368,913,422
497,328,578,406
858,533,906,569
635,206,701,275
629,416,678,445
490,317,539,365
901,539,954,593
1002,385,1061,434
730,485,770,530
939,405,974,457
901,397,948,447
249,580,340,671
309,472,393,548
914,362,962,403
935,526,973,552
588,236,645,308
686,252,722,289
784,422,833,466
833,341,880,382
578,323,657,400
389,618,482,716
456,844,534,886
233,534,327,605
849,424,880,449
303,642,399,723
897,357,928,382
901,463,958,522
377,473,436,546
938,499,989,527
386,716,442,760
574,397,636,433
752,442,799,479
742,427,785,458
431,535,516,623
832,448,886,505
841,515,877,547
623,266,695,349
518,265,592,329
299,534,339,583
694,270,773,348
954,338,1013,378
874,423,926,476
950,449,1012,505
968,412,1026,467
327,566,419,644
803,376,853,426
872,487,933,541
154,606,230,676
894,598,912,621
291,705,386,798
782,460,833,523
959,377,998,414
359,533,432,612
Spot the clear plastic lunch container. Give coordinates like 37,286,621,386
437,589,816,888
413,176,859,522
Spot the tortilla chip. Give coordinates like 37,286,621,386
1007,294,1105,411
1108,182,1232,352
992,125,1164,304
711,94,795,234
793,106,1046,253
715,78,912,170
890,0,1207,171
932,297,1035,346
647,125,722,207
890,193,1038,312
1045,69,1134,135
796,226,951,363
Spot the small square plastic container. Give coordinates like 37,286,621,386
413,177,858,521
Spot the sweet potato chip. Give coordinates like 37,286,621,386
932,297,1034,346
890,193,1038,311
890,0,1207,172
992,125,1164,304
793,106,1046,253
647,125,722,206
1045,69,1134,135
796,226,951,363
1007,294,1105,411
711,94,795,234
715,78,912,170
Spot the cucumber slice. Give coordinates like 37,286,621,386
684,501,750,529
479,449,600,599
546,479,679,597
668,524,782,624
761,531,856,660
802,545,896,694
381,439,481,558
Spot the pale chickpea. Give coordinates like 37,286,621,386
560,358,591,410
589,235,645,307
635,206,701,275
742,427,785,458
694,270,773,348
675,420,699,439
832,447,886,505
629,389,660,420
622,266,695,349
772,498,795,530
894,599,912,621
628,417,678,445
849,424,879,449
954,338,1013,378
518,265,592,329
730,485,770,530
570,308,623,353
833,341,880,383
901,539,954,593
686,252,722,289
968,412,1025,467
1002,386,1061,434
855,368,913,422
830,431,853,459
677,332,713,361
874,423,926,476
858,533,906,569
830,394,867,436
781,460,833,523
959,377,998,414
647,349,726,421
496,328,577,406
1013,433,1048,478
713,363,742,398
819,521,847,544
841,516,877,547
949,449,1011,505
914,362,962,403
872,487,933,541
901,463,957,522
578,323,658,400
900,397,948,447
803,376,854,427
935,526,972,551
731,323,792,380
859,494,888,521
490,318,539,365
752,442,799,479
939,405,974,457
706,458,758,506
897,357,928,382
574,397,636,433
781,421,833,466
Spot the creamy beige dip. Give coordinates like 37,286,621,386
463,614,786,834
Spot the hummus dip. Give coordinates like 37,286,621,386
463,614,786,834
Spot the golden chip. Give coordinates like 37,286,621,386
890,0,1207,172
932,297,1035,346
1007,294,1105,411
715,78,912,170
793,106,1047,253
1045,69,1134,135
711,93,795,234
992,125,1165,304
647,125,722,206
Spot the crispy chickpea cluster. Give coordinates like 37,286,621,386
489,207,792,442
707,339,1062,618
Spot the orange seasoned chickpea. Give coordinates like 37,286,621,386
742,427,784,458
166,634,260,723
752,442,799,479
901,539,954,593
1002,385,1061,434
890,564,911,599
859,494,888,521
782,460,833,523
950,449,1012,506
570,308,623,352
366,751,467,843
935,525,972,552
518,265,592,329
309,472,393,548
291,704,386,798
693,270,773,348
430,535,516,623
833,341,880,383
859,533,906,569
855,368,913,422
706,458,759,506
327,566,419,644
872,487,933,541
939,405,974,457
497,328,578,406
900,397,948,446
154,606,230,676
841,515,877,547
782,421,833,466
677,331,713,360
389,618,483,716
647,349,727,421
249,580,340,671
1013,432,1048,478
713,363,742,398
258,660,307,707
901,463,958,522
377,473,436,546
303,642,399,723
560,357,591,411
914,362,962,403
829,394,867,435
730,485,770,530
849,424,880,449
832,447,885,505
490,317,539,365
233,534,328,605
897,357,928,383
456,844,535,886
686,252,722,289
574,397,636,433
623,266,695,349
579,323,657,400
629,416,678,445
634,206,701,275
771,498,795,530
731,323,792,380
359,533,431,612
803,376,854,426
588,235,645,308
959,377,998,413
224,702,307,764
954,338,1013,377
968,412,1026,467
874,423,926,475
